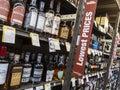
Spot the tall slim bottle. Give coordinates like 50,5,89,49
43,0,54,34
35,1,46,33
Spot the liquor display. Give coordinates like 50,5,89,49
8,0,25,28
36,1,46,33
31,53,43,83
43,0,54,34
24,0,38,31
0,0,10,23
21,52,32,84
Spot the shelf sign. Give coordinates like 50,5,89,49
72,0,97,78
44,83,51,90
30,32,40,47
2,25,16,44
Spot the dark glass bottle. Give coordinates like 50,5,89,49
31,53,43,83
35,1,46,33
0,46,9,89
24,0,38,31
8,0,25,28
21,52,32,84
0,0,10,24
43,0,54,34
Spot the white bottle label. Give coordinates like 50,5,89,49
46,70,54,82
29,11,37,28
22,68,32,77
44,12,54,34
21,77,30,83
33,68,43,77
36,15,45,32
52,16,60,35
0,63,8,84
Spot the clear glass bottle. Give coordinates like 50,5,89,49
24,0,38,31
35,1,46,33
31,53,43,83
43,0,54,34
8,0,25,28
0,0,10,24
51,1,61,36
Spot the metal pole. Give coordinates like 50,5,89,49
62,0,86,90
103,11,120,90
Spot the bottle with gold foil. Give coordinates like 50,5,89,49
8,0,25,28
35,1,46,33
24,0,38,31
43,0,54,34
0,0,10,24
51,1,61,36
0,46,9,90
59,21,69,40
53,55,65,80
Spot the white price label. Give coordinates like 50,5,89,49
36,86,44,90
71,77,76,87
53,39,61,50
2,25,16,44
48,38,56,52
65,42,71,52
44,83,51,90
62,80,64,85
30,33,40,47
86,75,89,82
25,88,33,90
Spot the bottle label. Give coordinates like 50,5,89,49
31,77,41,82
11,5,25,26
21,77,30,83
14,54,20,63
57,71,63,79
0,0,10,21
0,63,8,84
46,70,54,82
22,68,31,77
44,12,54,34
33,68,43,77
29,11,37,28
10,66,23,86
36,15,45,32
52,16,60,35
59,27,69,39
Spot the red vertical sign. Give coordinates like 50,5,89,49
72,0,97,78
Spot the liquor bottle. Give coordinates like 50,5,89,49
51,1,61,36
53,55,65,80
8,0,25,28
31,53,43,83
59,21,69,39
44,55,55,82
0,46,9,89
35,1,46,33
0,0,10,24
24,0,38,31
43,0,54,34
21,52,32,84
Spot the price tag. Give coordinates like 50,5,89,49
71,77,76,87
65,42,71,52
86,75,89,82
48,38,56,52
62,80,64,85
25,88,33,90
36,86,44,90
30,33,40,47
44,83,51,90
2,25,16,44
53,39,61,50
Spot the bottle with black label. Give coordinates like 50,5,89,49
8,0,25,28
31,53,43,83
0,46,9,89
51,1,61,36
0,0,10,24
35,1,46,33
24,0,38,31
43,0,54,34
21,52,32,84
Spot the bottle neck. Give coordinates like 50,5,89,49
24,52,31,63
39,1,45,12
56,1,61,14
30,0,36,6
36,53,42,63
49,0,54,10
